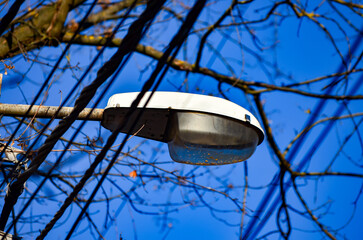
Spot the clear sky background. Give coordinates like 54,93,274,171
0,0,362,239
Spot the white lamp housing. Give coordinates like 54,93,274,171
101,92,264,165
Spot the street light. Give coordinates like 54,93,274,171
102,92,264,165
0,91,264,166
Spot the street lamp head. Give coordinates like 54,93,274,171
101,92,264,165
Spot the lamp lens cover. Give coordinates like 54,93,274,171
167,112,259,165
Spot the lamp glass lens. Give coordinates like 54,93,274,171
167,112,259,165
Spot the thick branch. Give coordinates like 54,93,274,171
0,104,103,121
0,0,85,60
61,33,363,100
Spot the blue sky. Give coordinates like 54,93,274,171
0,0,362,239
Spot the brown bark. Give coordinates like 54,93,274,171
0,104,103,121
0,0,85,60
